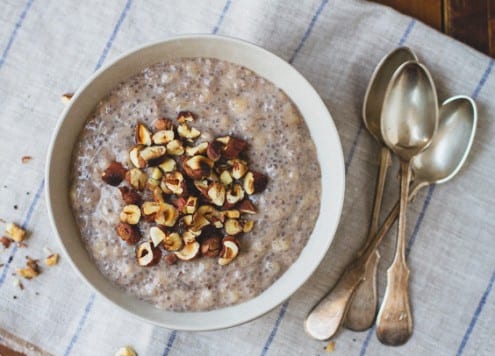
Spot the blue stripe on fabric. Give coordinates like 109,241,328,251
162,330,177,356
345,123,364,174
0,179,44,288
456,268,495,355
360,53,493,356
63,294,96,356
62,2,133,354
359,325,375,356
260,300,289,356
212,0,232,34
472,59,494,100
94,0,133,71
0,0,35,69
453,57,494,355
289,0,329,64
405,184,435,256
398,19,416,46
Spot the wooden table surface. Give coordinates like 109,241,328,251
373,0,495,57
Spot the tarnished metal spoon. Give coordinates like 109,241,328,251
376,61,438,346
345,47,418,332
303,95,476,341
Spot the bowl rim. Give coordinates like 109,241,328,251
45,34,345,331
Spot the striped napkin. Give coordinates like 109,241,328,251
0,0,494,355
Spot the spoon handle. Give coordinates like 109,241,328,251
344,147,390,331
376,160,413,346
304,176,420,341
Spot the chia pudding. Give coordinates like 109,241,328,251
70,58,321,311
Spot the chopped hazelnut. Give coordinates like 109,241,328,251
207,182,225,207
177,123,201,140
45,253,59,266
119,204,141,225
224,219,243,235
166,139,185,156
230,159,248,179
158,157,176,173
226,184,245,205
177,111,195,123
164,253,178,265
119,186,141,205
183,155,213,179
140,145,166,164
136,241,161,267
243,171,268,195
129,145,147,168
116,222,141,244
152,130,175,144
237,199,257,214
5,223,26,242
174,241,200,261
185,142,209,156
201,236,221,257
163,232,183,251
135,122,152,146
154,118,174,131
164,171,186,195
102,161,127,186
223,137,247,159
218,238,240,265
207,141,224,161
125,168,147,190
220,170,233,186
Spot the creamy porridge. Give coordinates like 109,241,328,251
70,58,321,311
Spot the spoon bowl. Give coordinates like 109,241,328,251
381,61,438,160
411,95,477,192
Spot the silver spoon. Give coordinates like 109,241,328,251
304,95,476,341
376,60,438,346
345,47,418,332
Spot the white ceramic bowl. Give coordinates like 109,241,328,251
46,35,345,331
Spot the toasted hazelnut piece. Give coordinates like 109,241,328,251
166,140,185,156
140,145,166,163
201,236,221,257
218,239,239,265
150,167,163,180
102,161,127,186
212,219,224,229
185,142,209,156
220,170,233,186
237,199,257,214
120,204,141,225
182,230,198,244
164,253,178,265
183,155,213,180
242,220,255,233
152,187,165,203
147,177,160,190
125,168,147,190
154,203,179,227
163,232,183,251
17,258,40,279
5,223,26,242
223,209,240,219
164,171,186,195
226,184,245,205
142,201,162,216
174,241,200,261
17,266,39,279
61,92,74,103
216,136,230,145
223,137,248,159
45,253,59,266
152,129,175,144
114,346,137,356
197,205,225,224
0,236,12,248
207,182,225,207
149,226,166,247
177,111,195,123
230,159,249,179
243,171,268,195
119,186,141,205
182,214,193,226
154,118,174,131
191,213,210,232
129,145,147,168
207,141,224,161
136,241,161,267
159,177,173,194
135,122,152,146
184,196,198,214
177,123,201,140
193,179,210,198
171,196,187,211
158,157,176,173
116,222,141,244
224,219,243,235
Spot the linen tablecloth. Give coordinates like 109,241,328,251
1,0,494,355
